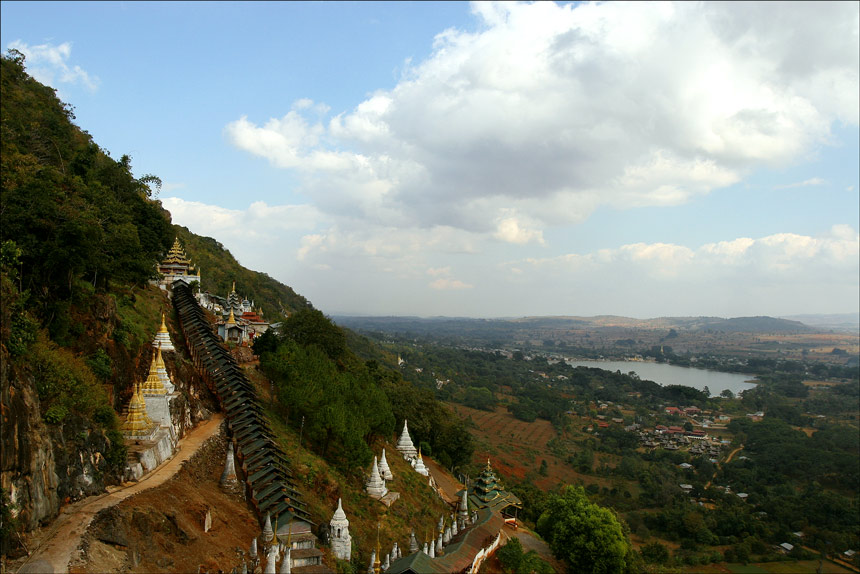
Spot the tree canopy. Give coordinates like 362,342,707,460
536,485,631,574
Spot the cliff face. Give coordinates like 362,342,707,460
1,347,60,530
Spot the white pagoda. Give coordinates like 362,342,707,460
396,420,418,460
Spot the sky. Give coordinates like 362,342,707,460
2,1,858,319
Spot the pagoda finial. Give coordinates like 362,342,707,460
232,281,236,294
374,523,382,574
227,308,236,325
159,313,168,333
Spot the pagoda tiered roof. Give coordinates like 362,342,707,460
467,460,522,514
163,238,191,266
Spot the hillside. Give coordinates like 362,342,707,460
172,224,311,321
0,50,483,572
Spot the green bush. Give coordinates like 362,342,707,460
44,404,68,424
87,348,113,381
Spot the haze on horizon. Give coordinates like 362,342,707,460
2,1,858,319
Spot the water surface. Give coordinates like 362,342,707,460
566,359,757,396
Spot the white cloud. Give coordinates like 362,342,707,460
493,214,545,245
521,227,859,279
6,40,99,91
161,197,324,244
430,278,473,290
427,266,452,277
774,177,827,189
225,1,858,241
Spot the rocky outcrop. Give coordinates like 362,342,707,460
0,348,60,530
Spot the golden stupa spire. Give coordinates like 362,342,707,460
121,382,154,435
155,343,166,370
158,313,168,334
227,308,236,325
232,281,236,294
141,348,167,395
374,523,382,574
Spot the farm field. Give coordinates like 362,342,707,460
446,402,632,493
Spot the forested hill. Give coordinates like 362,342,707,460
0,49,324,539
172,224,311,320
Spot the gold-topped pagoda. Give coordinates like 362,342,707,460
157,238,200,288
120,383,158,440
141,355,167,395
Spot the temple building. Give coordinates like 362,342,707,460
396,420,418,460
157,238,199,288
464,460,522,518
216,283,270,345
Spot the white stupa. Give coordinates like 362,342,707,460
154,344,175,393
152,313,174,351
396,420,418,460
366,456,388,498
413,449,429,477
330,498,352,561
378,448,394,481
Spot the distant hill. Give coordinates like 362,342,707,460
335,314,821,337
689,315,817,334
781,313,860,334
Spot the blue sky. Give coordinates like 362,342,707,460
3,1,858,318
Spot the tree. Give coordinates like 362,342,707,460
640,541,669,564
497,537,553,574
536,485,631,573
721,389,735,399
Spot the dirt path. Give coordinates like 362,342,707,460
705,444,743,490
423,457,463,505
15,414,225,574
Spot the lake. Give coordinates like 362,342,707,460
565,359,757,396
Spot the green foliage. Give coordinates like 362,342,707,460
279,307,347,362
0,487,18,555
463,386,496,411
30,334,114,428
640,541,670,564
496,537,554,574
86,348,112,381
536,485,631,574
261,340,394,472
1,54,173,316
105,429,127,471
382,379,474,470
252,329,279,356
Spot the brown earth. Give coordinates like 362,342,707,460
448,403,634,494
10,414,226,574
67,414,262,574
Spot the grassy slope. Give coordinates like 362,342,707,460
245,364,453,569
